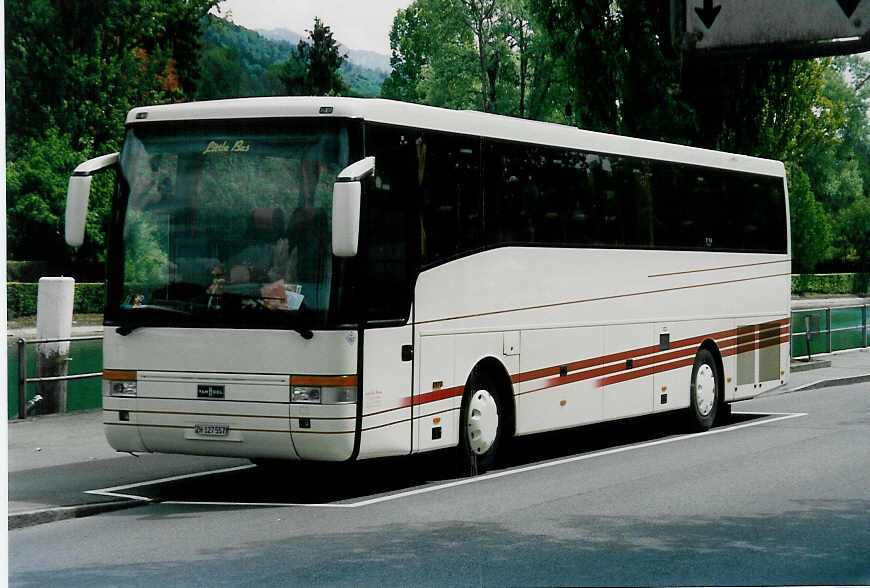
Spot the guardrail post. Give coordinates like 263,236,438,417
863,304,868,348
17,338,27,420
804,315,812,361
825,307,832,354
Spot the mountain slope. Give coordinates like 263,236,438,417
196,17,388,99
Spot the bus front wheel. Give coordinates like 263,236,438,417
458,369,503,474
687,348,719,432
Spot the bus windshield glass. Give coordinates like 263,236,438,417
115,119,351,329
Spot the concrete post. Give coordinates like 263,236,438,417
35,277,75,414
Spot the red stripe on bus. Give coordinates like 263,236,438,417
403,317,789,409
598,356,697,387
408,385,465,407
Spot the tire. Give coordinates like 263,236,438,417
458,369,503,475
686,348,719,432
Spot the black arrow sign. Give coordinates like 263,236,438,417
695,0,722,29
836,0,860,18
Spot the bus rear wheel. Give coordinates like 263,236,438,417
687,348,719,432
458,369,503,475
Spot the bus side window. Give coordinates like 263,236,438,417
419,132,482,265
362,125,419,322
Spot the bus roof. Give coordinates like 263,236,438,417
126,97,785,177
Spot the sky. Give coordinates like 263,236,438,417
214,0,413,55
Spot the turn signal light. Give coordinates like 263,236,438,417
104,370,137,397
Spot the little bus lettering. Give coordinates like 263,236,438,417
202,140,252,154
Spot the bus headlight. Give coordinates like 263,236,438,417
291,386,321,404
110,381,137,397
291,386,356,404
104,370,137,397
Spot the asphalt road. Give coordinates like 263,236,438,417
9,381,870,587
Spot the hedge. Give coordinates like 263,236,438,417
6,275,868,318
791,273,869,296
7,282,106,319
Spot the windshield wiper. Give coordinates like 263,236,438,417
294,325,314,340
116,304,195,336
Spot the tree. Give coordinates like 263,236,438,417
383,0,479,108
529,0,624,132
5,0,220,155
197,46,245,100
837,197,870,271
6,128,113,265
279,17,347,96
5,0,220,267
787,164,833,272
384,0,557,117
382,2,431,103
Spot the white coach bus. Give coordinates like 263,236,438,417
66,97,791,471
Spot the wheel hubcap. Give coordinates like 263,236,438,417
467,389,499,455
695,364,716,417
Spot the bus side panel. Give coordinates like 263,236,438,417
650,319,729,413
413,333,456,453
358,325,414,459
517,326,604,436
601,323,654,421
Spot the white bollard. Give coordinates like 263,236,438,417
35,277,75,414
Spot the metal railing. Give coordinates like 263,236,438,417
9,305,868,417
791,304,868,360
15,335,103,420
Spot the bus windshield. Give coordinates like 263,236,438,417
114,119,351,330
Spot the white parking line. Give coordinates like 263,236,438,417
85,464,256,501
87,412,807,508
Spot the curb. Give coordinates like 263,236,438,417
789,373,870,393
790,359,833,373
8,499,146,530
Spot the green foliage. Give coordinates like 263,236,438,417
279,18,348,96
197,46,246,99
195,16,384,100
5,0,220,155
123,211,170,285
836,197,870,271
73,283,108,315
787,164,833,273
6,283,40,320
196,15,291,98
383,0,550,116
6,282,106,318
5,0,220,269
5,128,114,266
791,274,870,296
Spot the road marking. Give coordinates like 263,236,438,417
86,412,807,508
85,464,256,501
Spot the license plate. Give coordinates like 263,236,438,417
197,384,225,399
194,423,229,437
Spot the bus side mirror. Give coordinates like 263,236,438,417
332,156,374,258
332,182,361,257
65,152,119,247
